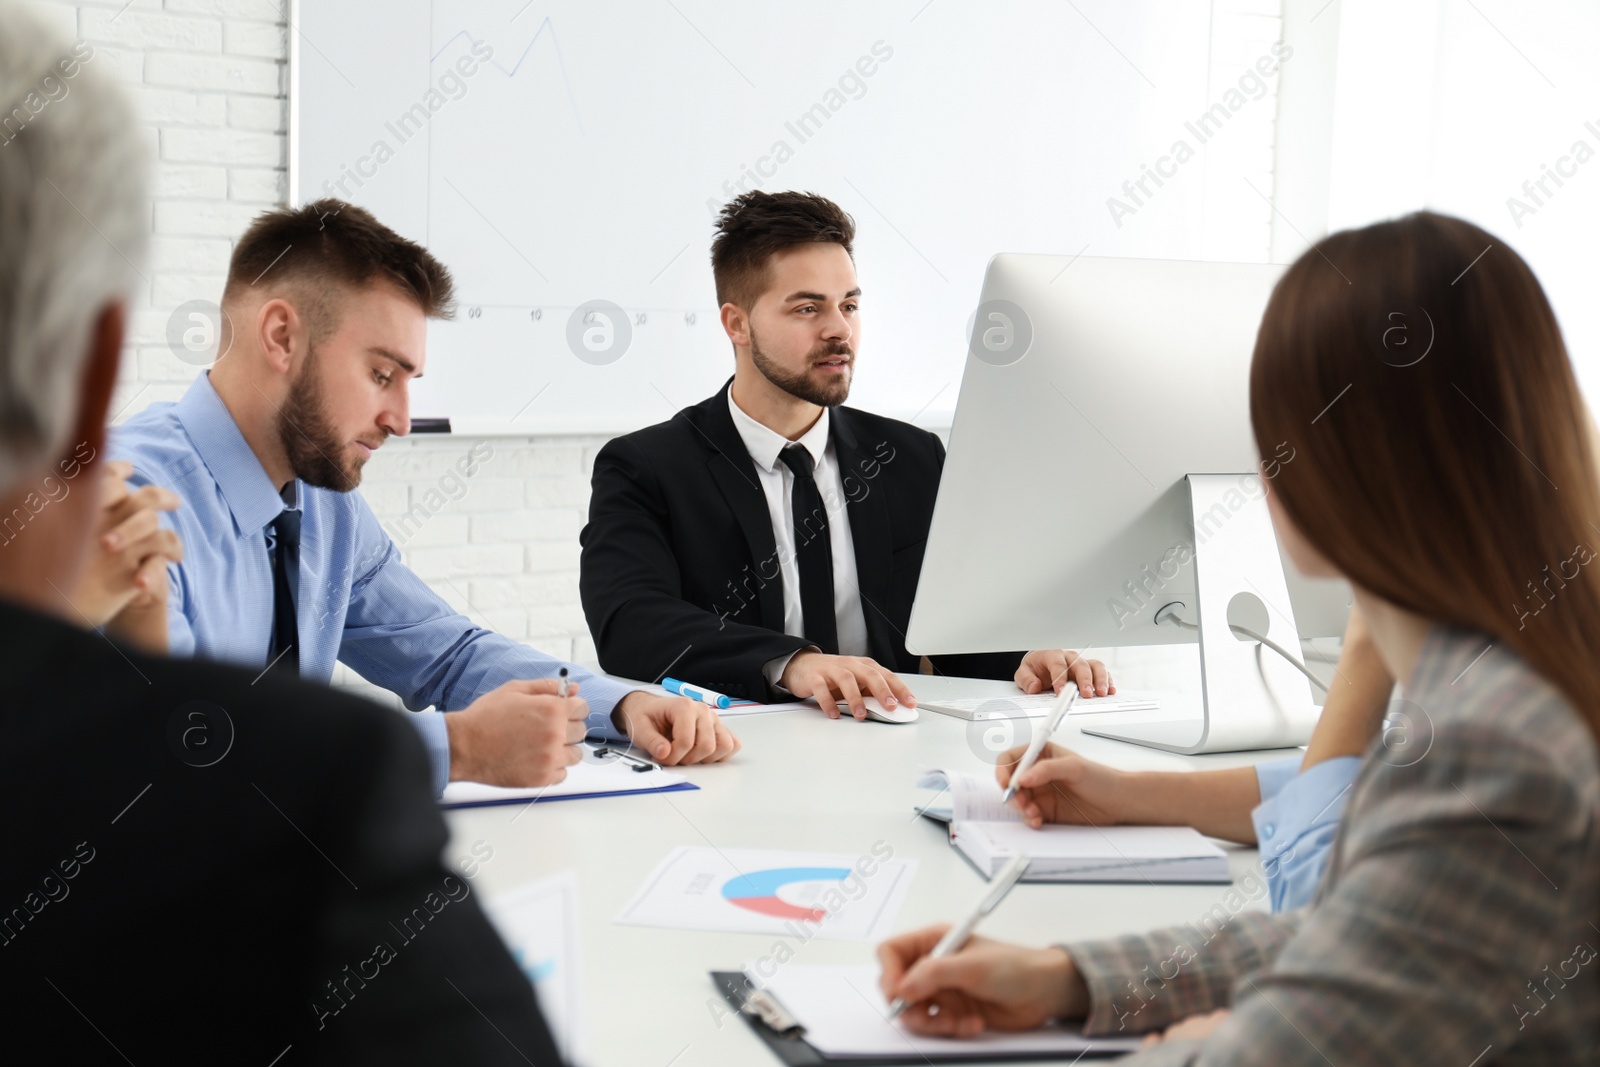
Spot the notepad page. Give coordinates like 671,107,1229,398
914,769,1021,823
953,821,1228,879
753,964,1140,1058
441,759,688,805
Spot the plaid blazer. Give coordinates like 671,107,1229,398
1065,626,1600,1065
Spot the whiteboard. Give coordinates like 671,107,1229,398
292,0,1277,433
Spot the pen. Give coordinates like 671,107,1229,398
662,676,731,710
558,667,569,698
886,853,1030,1021
999,687,1079,804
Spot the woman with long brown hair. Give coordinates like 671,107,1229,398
876,212,1600,1064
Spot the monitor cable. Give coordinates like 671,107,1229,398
1152,603,1329,695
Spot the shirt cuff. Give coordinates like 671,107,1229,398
571,668,637,743
410,710,451,798
763,650,805,692
1253,755,1303,803
1251,755,1361,911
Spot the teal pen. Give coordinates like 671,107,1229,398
663,677,732,709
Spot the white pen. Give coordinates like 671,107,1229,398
999,686,1079,804
558,666,570,698
886,853,1030,1021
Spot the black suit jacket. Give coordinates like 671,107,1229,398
580,381,1022,700
0,601,563,1066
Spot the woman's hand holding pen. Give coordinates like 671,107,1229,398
876,928,1088,1036
996,741,1130,829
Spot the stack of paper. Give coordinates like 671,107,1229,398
917,769,1231,883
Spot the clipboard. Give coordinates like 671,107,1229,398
441,779,698,809
440,755,699,809
709,971,1135,1064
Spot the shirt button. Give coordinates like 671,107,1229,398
1261,823,1275,839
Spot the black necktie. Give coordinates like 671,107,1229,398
778,445,838,655
268,509,301,675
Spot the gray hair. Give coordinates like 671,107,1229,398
0,1,147,497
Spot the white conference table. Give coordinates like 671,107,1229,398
443,673,1304,1066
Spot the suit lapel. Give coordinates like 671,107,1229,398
693,383,788,632
833,409,899,663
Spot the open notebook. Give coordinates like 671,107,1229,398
917,769,1231,883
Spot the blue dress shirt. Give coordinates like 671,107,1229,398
110,373,631,795
1251,754,1361,911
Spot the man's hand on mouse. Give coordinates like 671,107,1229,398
778,651,918,720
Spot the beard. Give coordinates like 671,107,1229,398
750,329,854,408
276,348,370,493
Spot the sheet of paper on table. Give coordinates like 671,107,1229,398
752,964,1142,1059
717,698,822,716
617,846,916,941
482,872,587,1064
623,679,819,717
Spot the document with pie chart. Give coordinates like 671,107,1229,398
615,847,917,941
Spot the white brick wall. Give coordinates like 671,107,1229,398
30,0,606,706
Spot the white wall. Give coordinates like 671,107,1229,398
25,0,1292,698
1325,0,1600,401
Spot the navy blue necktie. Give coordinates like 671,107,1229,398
268,509,300,675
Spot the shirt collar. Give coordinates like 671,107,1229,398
727,389,831,474
174,372,300,535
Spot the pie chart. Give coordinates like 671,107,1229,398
721,866,852,921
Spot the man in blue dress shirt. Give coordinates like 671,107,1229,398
114,200,739,796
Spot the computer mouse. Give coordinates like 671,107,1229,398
856,696,919,724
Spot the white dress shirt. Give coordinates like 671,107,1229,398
727,391,869,685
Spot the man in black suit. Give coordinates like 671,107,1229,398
581,191,1112,716
0,7,561,1062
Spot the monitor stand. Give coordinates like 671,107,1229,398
1081,474,1319,754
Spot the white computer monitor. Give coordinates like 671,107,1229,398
907,253,1351,754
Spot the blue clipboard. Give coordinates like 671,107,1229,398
441,780,699,810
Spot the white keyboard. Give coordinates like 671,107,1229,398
919,692,1162,721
